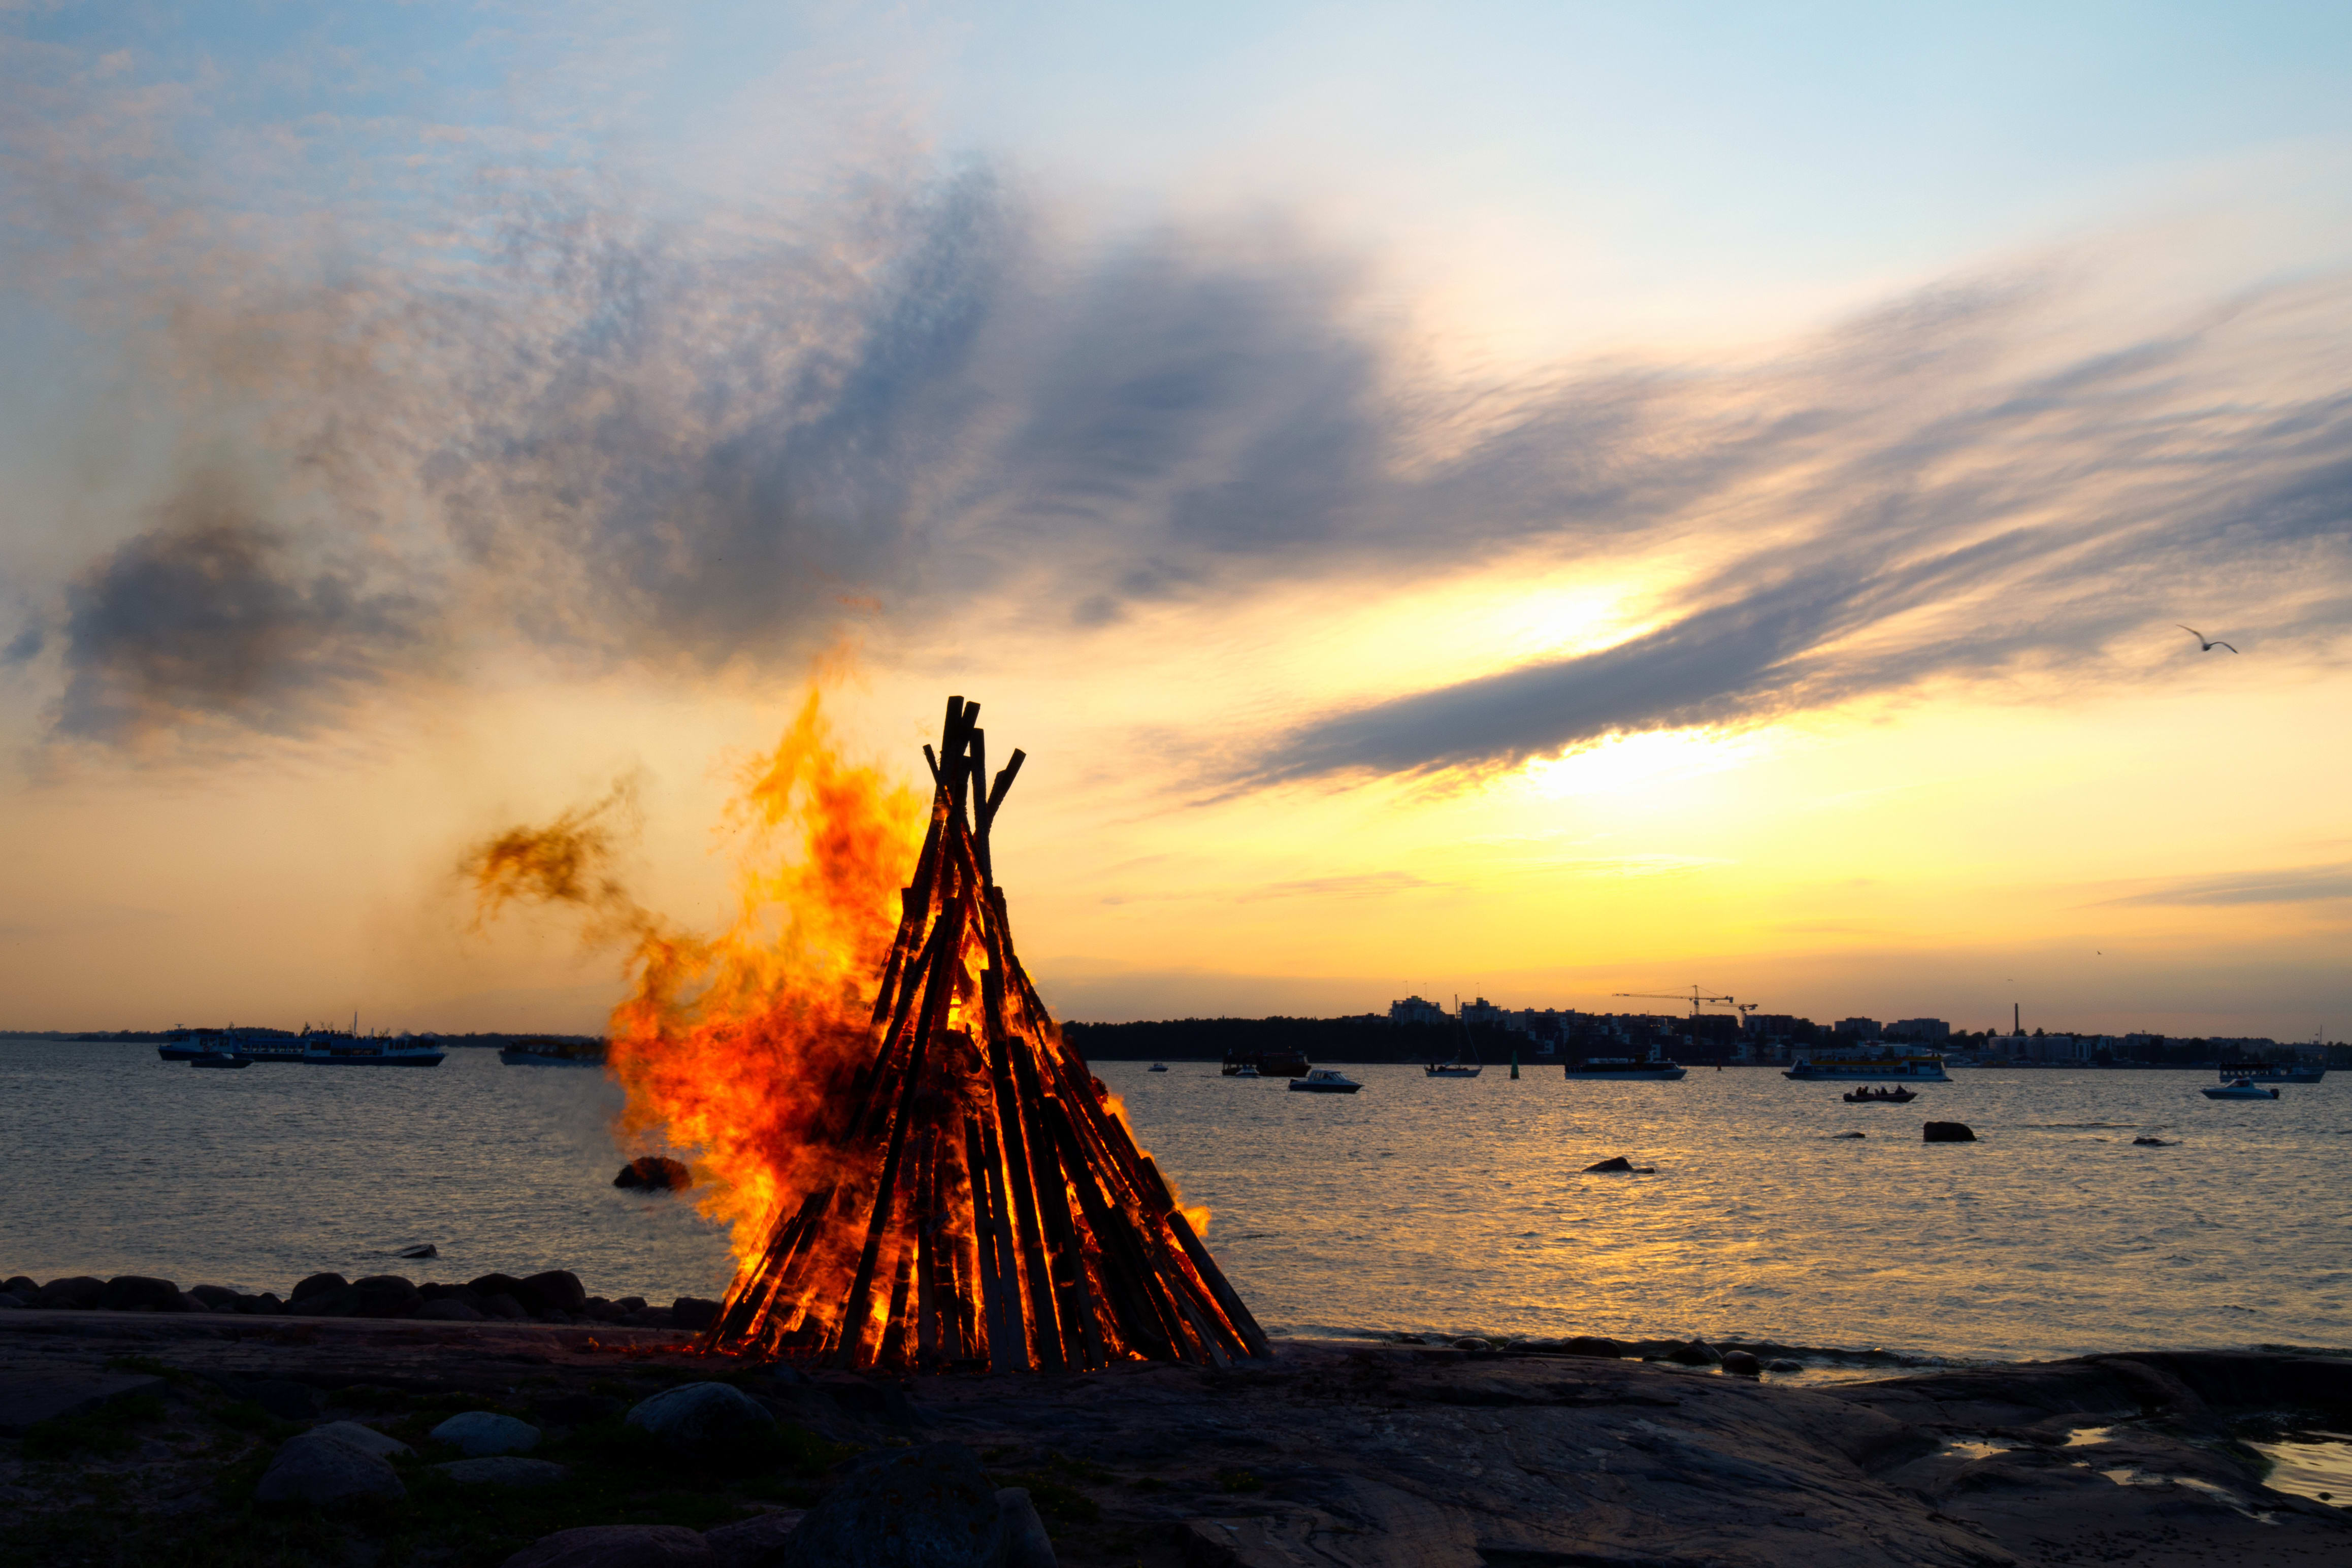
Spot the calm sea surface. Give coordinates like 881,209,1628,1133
5,1039,2347,1363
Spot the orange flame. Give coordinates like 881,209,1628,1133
467,687,923,1263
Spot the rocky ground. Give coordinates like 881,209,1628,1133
4,1306,2350,1567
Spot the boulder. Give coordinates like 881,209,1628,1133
255,1430,408,1505
179,1291,217,1313
520,1270,587,1315
780,1444,1004,1568
2132,1136,2173,1147
291,1271,349,1303
615,1157,693,1192
470,1271,531,1302
1766,1358,1805,1373
671,1296,722,1332
1720,1350,1763,1377
33,1276,104,1309
419,1298,486,1322
1922,1121,1977,1143
1451,1337,1491,1351
309,1420,414,1458
614,1296,648,1315
239,1292,285,1315
704,1511,807,1568
97,1275,186,1312
397,1243,439,1259
1560,1335,1624,1358
1665,1340,1723,1366
1829,1131,1867,1139
997,1489,1057,1568
2,1275,36,1297
0,1295,19,1310
1581,1156,1656,1173
187,1284,243,1312
483,1293,531,1322
432,1411,542,1456
348,1275,423,1318
436,1456,570,1487
503,1525,713,1568
287,1286,358,1318
627,1382,775,1449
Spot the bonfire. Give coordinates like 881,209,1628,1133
701,697,1269,1373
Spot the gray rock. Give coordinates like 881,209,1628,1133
1720,1350,1763,1377
1451,1337,1491,1351
626,1382,775,1449
0,1369,167,1435
502,1524,713,1568
255,1430,408,1505
290,1271,348,1302
419,1297,487,1322
32,1275,105,1309
98,1274,186,1312
704,1511,807,1568
1665,1339,1723,1366
781,1443,1003,1568
309,1419,414,1458
435,1456,570,1487
1766,1358,1805,1373
519,1269,587,1315
996,1488,1056,1568
349,1274,424,1317
1560,1335,1624,1358
187,1283,244,1311
432,1411,542,1455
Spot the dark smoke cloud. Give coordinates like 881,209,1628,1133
6,42,2350,773
51,475,429,745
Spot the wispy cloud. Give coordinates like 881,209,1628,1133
2100,863,2352,908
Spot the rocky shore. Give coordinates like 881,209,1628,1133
4,1300,2351,1567
1,1270,721,1332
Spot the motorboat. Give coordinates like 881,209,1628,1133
2202,1079,2280,1100
1426,994,1483,1076
1842,1085,1916,1103
2220,1061,2324,1084
1148,1063,1169,1072
1288,1068,1362,1094
1786,1049,1950,1082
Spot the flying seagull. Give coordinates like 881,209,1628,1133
2177,625,2238,653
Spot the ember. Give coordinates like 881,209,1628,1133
704,697,1270,1371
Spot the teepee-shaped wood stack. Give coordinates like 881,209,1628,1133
702,697,1270,1372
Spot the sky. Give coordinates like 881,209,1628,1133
1,2,2347,1040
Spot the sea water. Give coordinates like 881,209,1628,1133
4,1039,2347,1362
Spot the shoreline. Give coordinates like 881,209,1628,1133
6,1309,2352,1565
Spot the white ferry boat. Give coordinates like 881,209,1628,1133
2220,1061,2324,1085
1564,1049,1687,1082
1784,1048,1950,1082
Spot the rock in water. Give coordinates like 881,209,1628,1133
503,1525,713,1568
32,1276,105,1309
255,1430,408,1505
1720,1350,1763,1377
1922,1121,1977,1143
781,1444,1005,1568
398,1243,439,1259
1830,1131,1867,1139
1452,1336,1492,1351
1560,1335,1624,1358
626,1382,775,1449
97,1275,185,1312
432,1411,542,1456
2133,1135,2173,1147
1582,1156,1659,1173
436,1457,570,1487
1665,1340,1723,1366
996,1488,1057,1568
615,1156,693,1191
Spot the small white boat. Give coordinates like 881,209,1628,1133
2202,1079,2280,1100
1148,1062,1169,1072
1288,1068,1361,1094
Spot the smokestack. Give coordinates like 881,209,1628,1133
2013,1002,2020,1036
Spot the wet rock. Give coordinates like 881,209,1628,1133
780,1443,1003,1568
1582,1156,1635,1172
1766,1358,1805,1373
432,1411,542,1456
504,1526,712,1568
436,1456,570,1487
290,1271,348,1303
398,1243,439,1259
520,1269,588,1315
1452,1337,1492,1351
32,1276,104,1309
420,1298,486,1322
2133,1136,2173,1147
255,1429,408,1505
1560,1335,1624,1358
1665,1340,1723,1366
1830,1131,1867,1139
671,1296,722,1332
98,1275,186,1312
1721,1350,1763,1377
704,1511,807,1568
615,1156,693,1191
626,1382,775,1449
996,1488,1057,1568
1922,1121,1977,1143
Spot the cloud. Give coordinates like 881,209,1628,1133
5,29,2351,771
2101,864,2352,908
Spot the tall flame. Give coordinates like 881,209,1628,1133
467,687,924,1262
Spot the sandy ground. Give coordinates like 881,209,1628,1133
4,1309,2351,1566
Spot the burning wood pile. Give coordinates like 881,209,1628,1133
701,697,1269,1373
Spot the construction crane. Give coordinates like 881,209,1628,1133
1613,986,1759,1018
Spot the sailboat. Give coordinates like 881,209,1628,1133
1426,995,1484,1077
